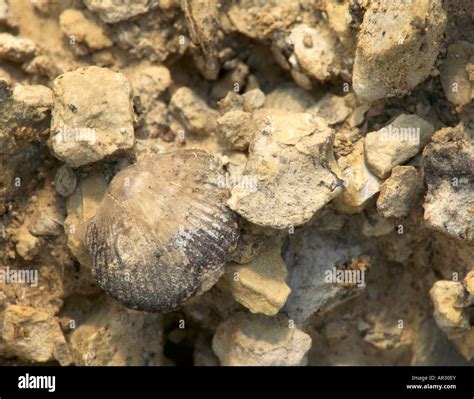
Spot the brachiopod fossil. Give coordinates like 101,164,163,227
82,149,240,312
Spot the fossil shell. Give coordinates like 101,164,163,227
82,149,240,312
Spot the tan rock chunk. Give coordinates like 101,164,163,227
463,272,474,297
430,281,470,336
265,83,316,113
69,300,164,365
220,245,291,316
364,114,434,179
59,9,112,51
423,125,474,241
440,41,474,107
12,84,53,108
217,110,253,151
242,88,265,112
333,140,381,214
83,0,154,24
65,172,109,273
308,93,352,125
0,303,72,365
353,0,446,101
227,0,299,40
127,65,171,110
169,87,219,135
228,110,343,229
12,224,40,261
291,24,339,82
0,33,36,62
377,166,421,218
50,66,135,167
212,312,312,366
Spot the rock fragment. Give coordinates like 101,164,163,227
0,303,72,365
69,300,164,365
64,172,109,274
59,9,113,52
430,277,474,360
353,0,447,101
181,0,220,80
169,87,219,135
227,0,299,40
440,41,474,107
308,93,352,126
54,165,77,197
0,33,36,62
283,227,370,324
242,89,265,113
291,24,339,83
216,110,253,151
377,166,421,218
265,83,316,112
228,111,343,229
127,65,171,110
0,83,52,203
212,312,312,366
83,0,155,24
50,66,135,167
423,125,474,241
219,245,291,316
364,114,435,179
333,140,381,214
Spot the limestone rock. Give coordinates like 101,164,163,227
283,227,370,324
212,312,312,366
169,87,219,135
227,0,299,40
228,110,343,229
430,278,474,360
440,41,474,107
12,224,40,261
0,303,72,365
364,114,435,179
0,83,52,203
242,89,265,113
54,165,77,197
59,9,113,52
127,65,171,110
181,0,220,80
50,66,135,167
83,0,155,24
308,93,352,126
0,33,36,62
353,0,447,101
12,84,53,108
377,166,421,218
217,110,253,151
220,245,291,316
64,172,108,273
430,280,471,337
0,0,11,25
265,83,316,113
333,140,381,214
69,300,164,365
361,211,394,237
291,24,339,82
423,125,474,241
